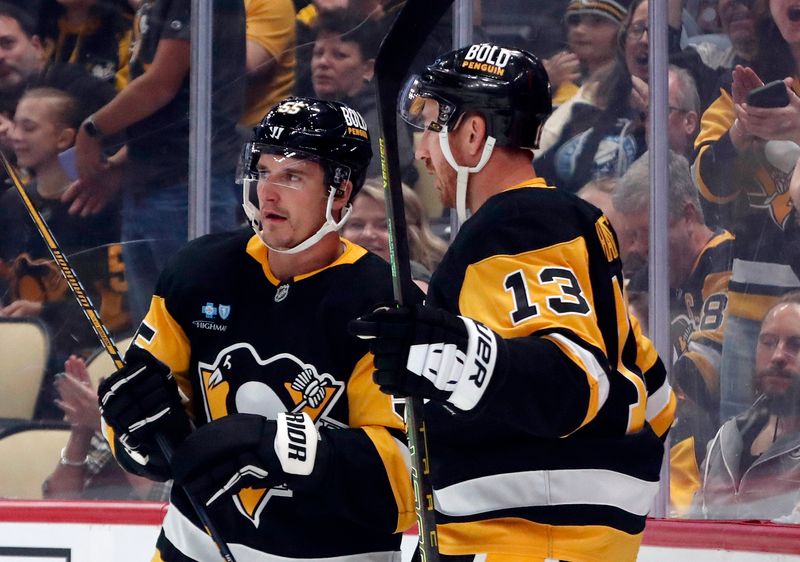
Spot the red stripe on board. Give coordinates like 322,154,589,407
0,500,167,525
2,503,800,555
644,518,800,554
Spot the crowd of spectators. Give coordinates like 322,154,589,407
571,0,800,521
0,0,799,520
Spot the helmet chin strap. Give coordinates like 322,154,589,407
262,187,352,255
437,125,496,224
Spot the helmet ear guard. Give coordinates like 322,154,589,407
325,164,356,199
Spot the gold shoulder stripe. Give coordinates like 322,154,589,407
701,271,732,302
727,292,780,322
553,81,579,106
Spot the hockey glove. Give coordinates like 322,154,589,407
349,304,502,412
98,347,192,463
171,412,328,507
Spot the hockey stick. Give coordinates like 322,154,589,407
374,1,453,560
0,151,238,562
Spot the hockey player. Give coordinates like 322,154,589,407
350,43,676,562
96,97,419,561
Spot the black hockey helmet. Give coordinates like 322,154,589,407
239,97,372,200
401,43,552,149
239,97,372,254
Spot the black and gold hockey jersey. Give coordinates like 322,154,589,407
44,14,132,90
423,178,675,562
0,182,129,388
693,84,798,266
106,230,417,561
671,229,735,393
669,229,735,515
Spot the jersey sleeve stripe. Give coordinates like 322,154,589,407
347,353,415,532
362,426,416,533
541,332,609,430
645,380,676,438
684,344,722,383
628,315,660,376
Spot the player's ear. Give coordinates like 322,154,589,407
463,113,488,158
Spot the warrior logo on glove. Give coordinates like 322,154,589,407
172,412,325,529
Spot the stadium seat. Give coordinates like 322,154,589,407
0,318,49,419
0,425,70,499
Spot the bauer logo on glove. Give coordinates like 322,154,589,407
349,304,504,412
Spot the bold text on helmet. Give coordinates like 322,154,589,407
339,107,368,132
464,44,512,68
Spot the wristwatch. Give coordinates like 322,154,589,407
82,114,104,139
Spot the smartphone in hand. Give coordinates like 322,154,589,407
747,80,790,108
58,146,78,181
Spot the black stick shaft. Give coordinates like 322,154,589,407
374,1,454,559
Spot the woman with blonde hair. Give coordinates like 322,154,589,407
342,179,447,288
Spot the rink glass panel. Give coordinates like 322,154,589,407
1,0,796,526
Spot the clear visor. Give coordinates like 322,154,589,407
236,143,351,192
399,76,457,133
